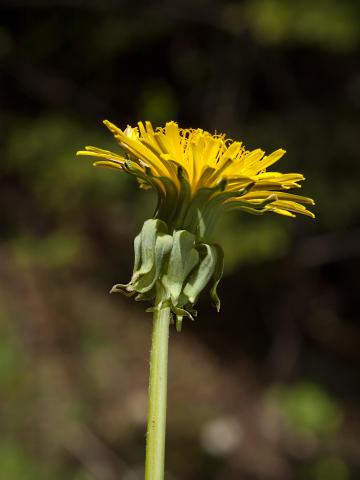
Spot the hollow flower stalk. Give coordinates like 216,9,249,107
77,120,314,480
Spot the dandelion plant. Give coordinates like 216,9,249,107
77,120,314,480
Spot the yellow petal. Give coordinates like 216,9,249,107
257,148,286,171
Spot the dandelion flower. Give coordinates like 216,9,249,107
77,119,315,480
78,120,314,326
78,120,314,238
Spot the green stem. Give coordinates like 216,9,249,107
145,288,171,480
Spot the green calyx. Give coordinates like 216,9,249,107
111,219,224,331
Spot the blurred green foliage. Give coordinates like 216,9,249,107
268,381,342,438
312,457,349,480
245,0,360,50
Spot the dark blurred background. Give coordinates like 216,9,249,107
1,1,360,479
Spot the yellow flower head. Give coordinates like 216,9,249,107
77,120,314,239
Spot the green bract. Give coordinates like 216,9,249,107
111,219,224,331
